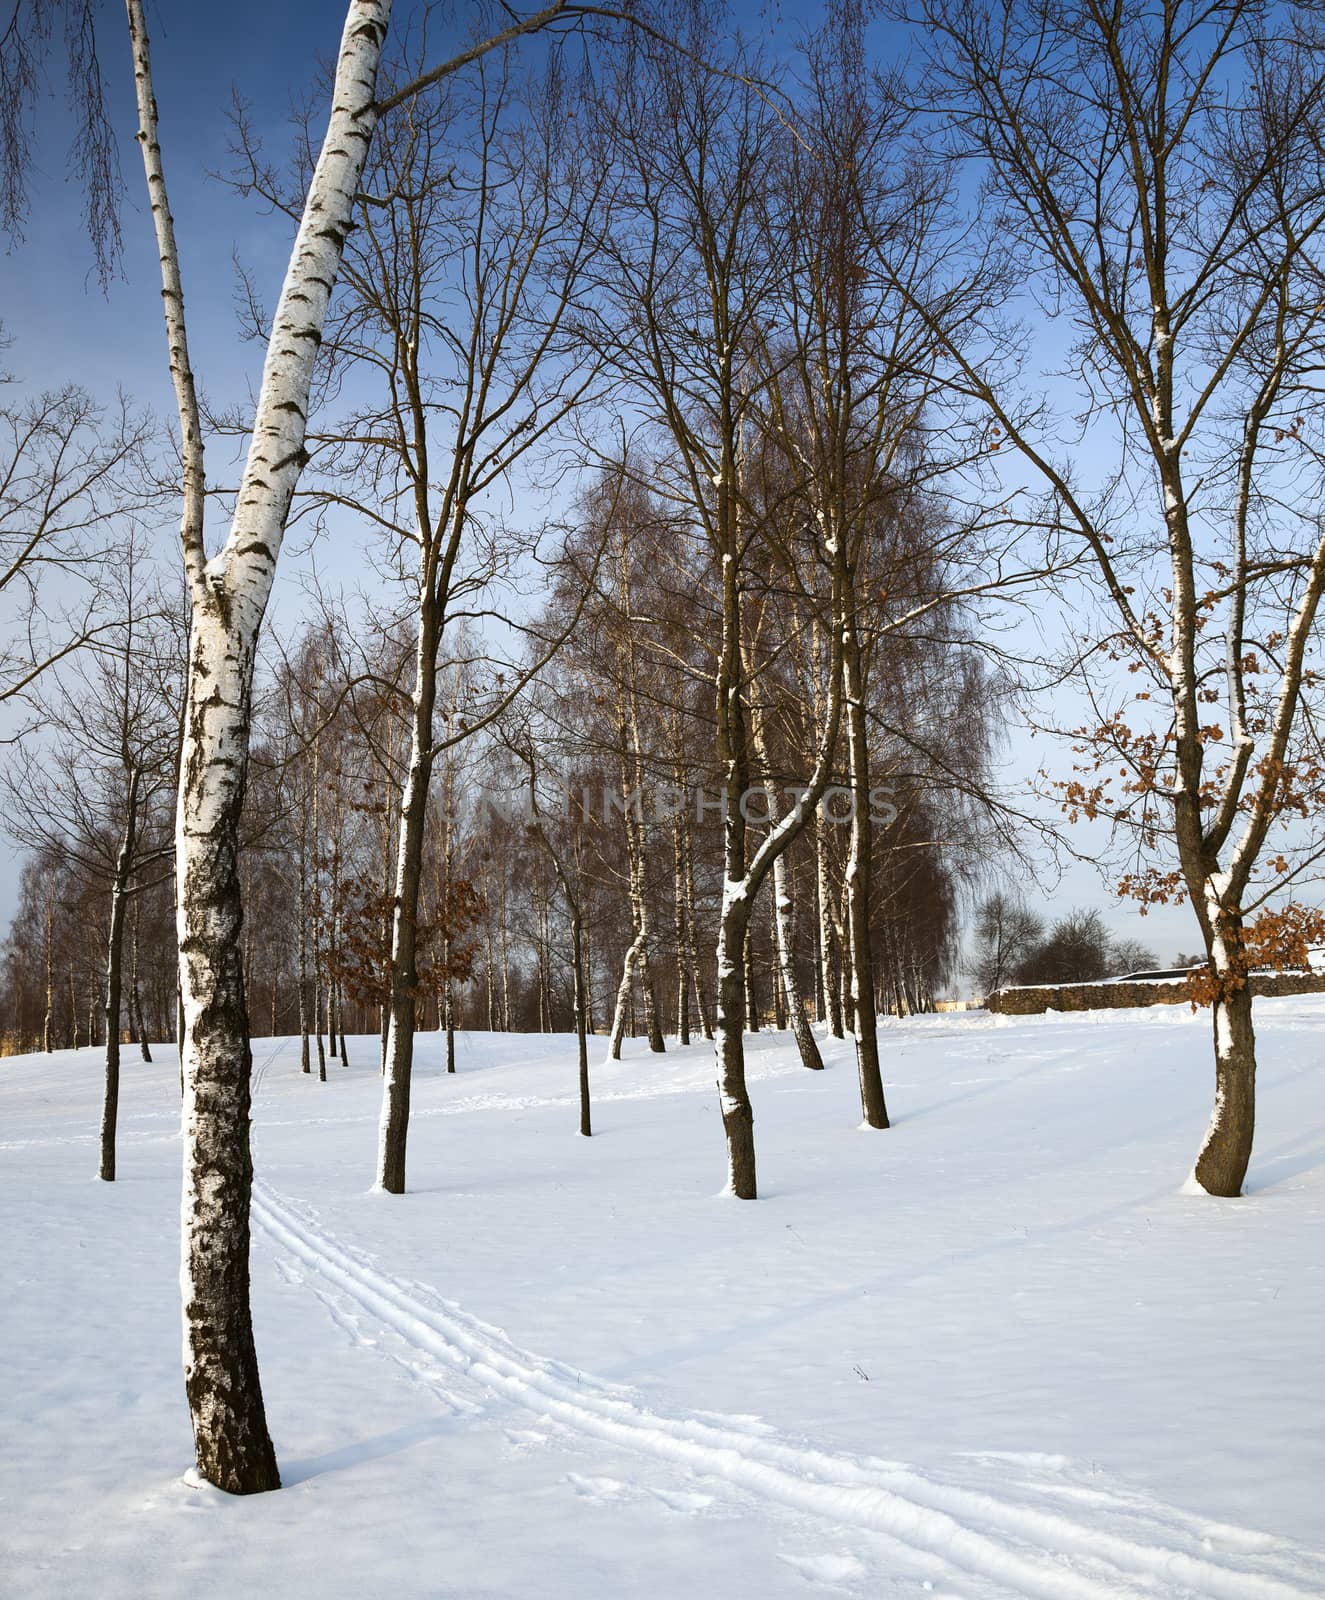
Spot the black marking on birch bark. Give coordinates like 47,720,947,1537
234,542,276,564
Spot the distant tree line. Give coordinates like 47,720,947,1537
968,894,1161,995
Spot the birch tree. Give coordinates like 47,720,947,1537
754,1,981,1125
115,0,394,1490
595,484,669,1057
118,0,592,1492
592,9,849,1196
739,573,825,1069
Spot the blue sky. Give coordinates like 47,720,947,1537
1,1,370,920
0,0,1195,963
5,2,331,376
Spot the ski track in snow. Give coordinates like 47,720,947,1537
251,1180,1323,1600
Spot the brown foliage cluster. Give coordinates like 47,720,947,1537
328,873,483,1009
1186,903,1325,1007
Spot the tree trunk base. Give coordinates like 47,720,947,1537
1190,987,1256,1197
722,1102,757,1199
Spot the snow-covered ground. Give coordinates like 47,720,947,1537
2,1001,1322,1599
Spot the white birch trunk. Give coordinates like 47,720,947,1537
129,0,391,1492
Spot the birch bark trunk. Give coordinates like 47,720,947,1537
42,884,54,1054
811,621,844,1038
743,649,823,1070
842,616,888,1128
606,554,665,1056
499,871,511,1030
711,517,847,1192
127,0,390,1492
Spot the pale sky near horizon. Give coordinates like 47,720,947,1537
0,0,1200,967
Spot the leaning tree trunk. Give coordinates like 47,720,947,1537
100,767,140,1182
745,683,823,1070
604,556,662,1056
128,0,391,1494
772,847,821,1067
608,926,649,1059
607,777,665,1055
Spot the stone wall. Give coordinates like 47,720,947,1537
986,971,1325,1015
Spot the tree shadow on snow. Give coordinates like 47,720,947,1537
1244,1124,1325,1192
280,1416,452,1484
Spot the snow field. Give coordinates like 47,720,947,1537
1,999,1322,1598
